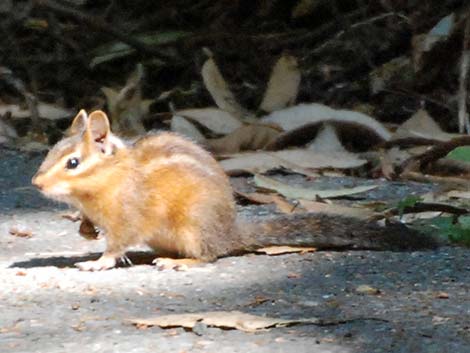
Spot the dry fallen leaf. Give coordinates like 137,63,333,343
9,227,32,238
159,291,186,299
235,191,297,214
411,13,455,71
129,311,320,333
435,292,449,299
287,272,302,279
355,285,381,295
61,211,81,222
298,200,375,220
259,54,300,113
79,218,100,240
0,102,72,120
170,115,206,142
101,64,151,136
71,321,87,332
254,174,378,200
201,57,245,118
256,246,316,255
392,109,460,141
244,295,271,307
446,190,470,199
220,149,367,174
175,107,242,134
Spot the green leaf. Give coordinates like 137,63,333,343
90,31,191,68
430,215,470,245
457,215,470,227
396,195,423,218
446,146,470,163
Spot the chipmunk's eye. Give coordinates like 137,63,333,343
66,157,80,170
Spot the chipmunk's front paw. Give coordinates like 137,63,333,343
76,255,116,271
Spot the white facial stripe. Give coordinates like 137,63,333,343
43,151,82,178
66,153,102,176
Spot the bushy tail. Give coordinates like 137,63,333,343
232,213,438,254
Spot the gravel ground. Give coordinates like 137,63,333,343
0,147,469,353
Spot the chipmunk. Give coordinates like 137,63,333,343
32,110,436,271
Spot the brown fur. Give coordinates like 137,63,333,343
32,110,437,271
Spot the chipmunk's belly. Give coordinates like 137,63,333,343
145,233,184,257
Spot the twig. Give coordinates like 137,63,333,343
385,202,469,217
400,170,470,189
401,136,470,173
34,0,174,62
380,137,443,150
458,16,470,133
381,88,455,112
310,12,409,56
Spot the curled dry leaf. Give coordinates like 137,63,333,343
412,13,455,72
220,149,367,175
259,54,300,113
170,115,206,142
129,311,320,333
175,107,242,135
254,174,378,200
101,64,151,136
262,103,391,141
268,119,388,152
201,57,245,118
207,124,281,154
256,246,316,255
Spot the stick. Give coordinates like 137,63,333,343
458,16,470,133
401,136,470,172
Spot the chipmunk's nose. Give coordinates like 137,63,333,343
31,173,43,190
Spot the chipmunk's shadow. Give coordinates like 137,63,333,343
9,251,156,269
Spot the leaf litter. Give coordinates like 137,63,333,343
253,174,378,200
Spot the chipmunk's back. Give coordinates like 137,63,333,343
131,132,237,260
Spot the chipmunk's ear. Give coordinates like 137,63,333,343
85,110,122,155
69,109,88,135
87,110,110,142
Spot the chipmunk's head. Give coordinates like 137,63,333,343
32,110,126,202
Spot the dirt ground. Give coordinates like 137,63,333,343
0,147,469,353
